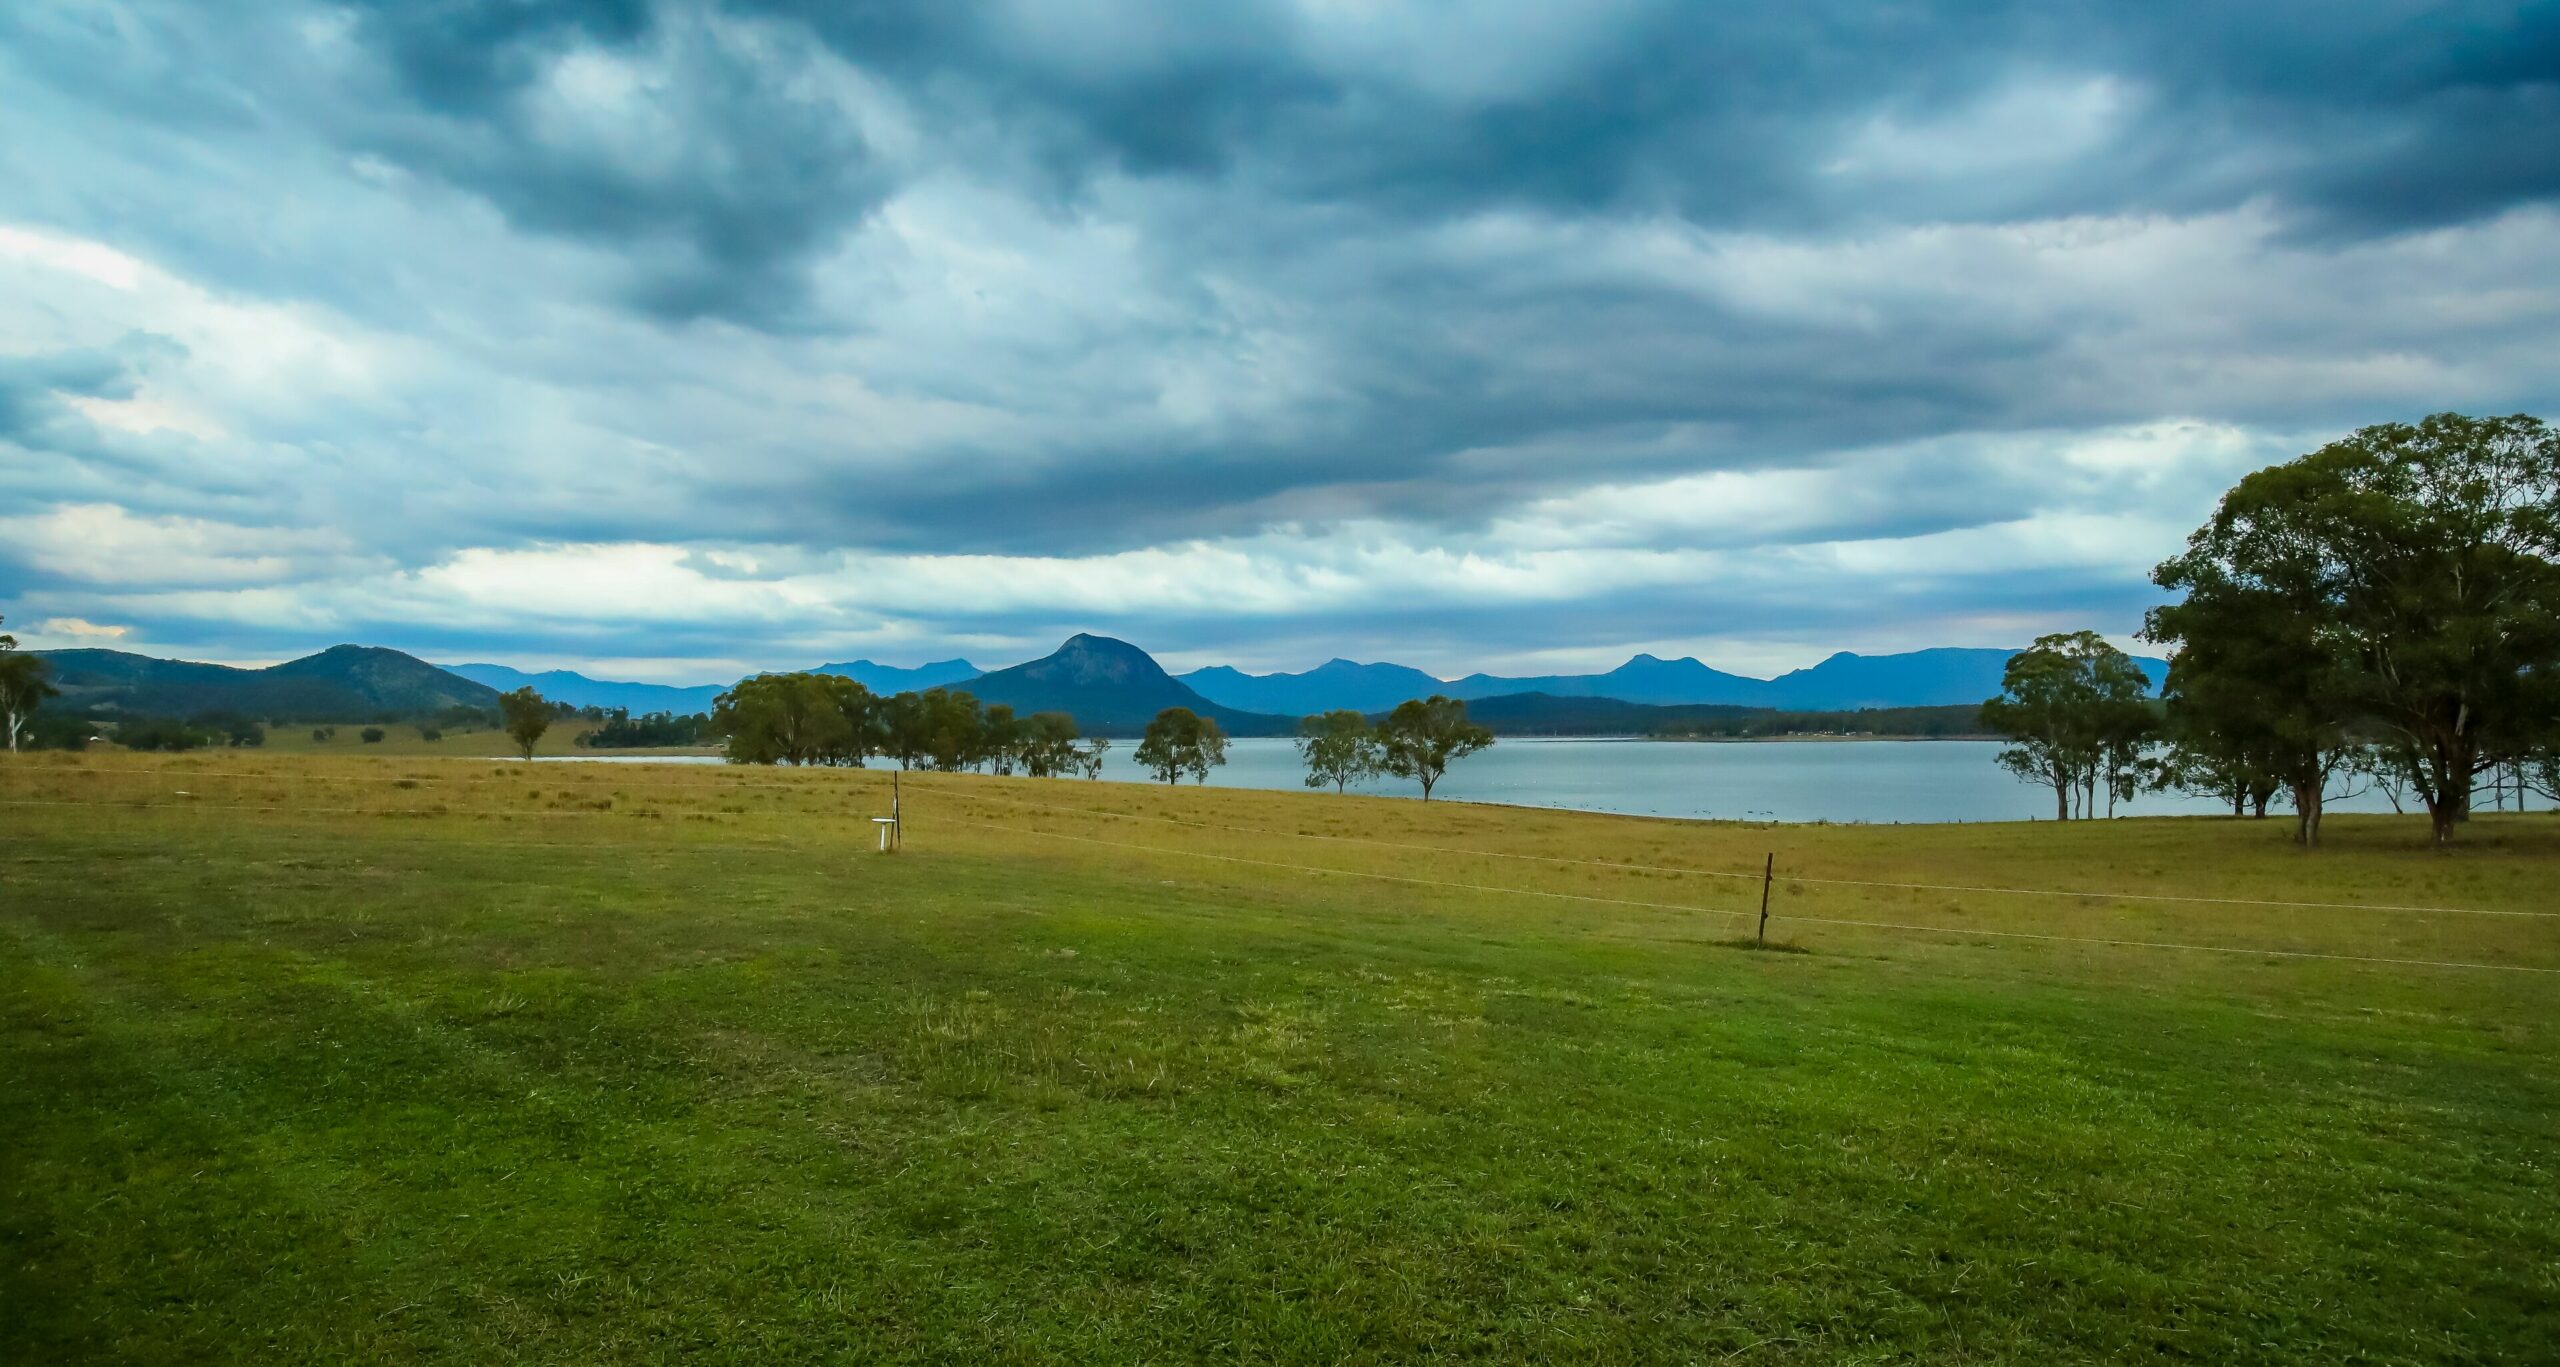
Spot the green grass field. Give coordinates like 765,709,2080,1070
4,752,2556,1363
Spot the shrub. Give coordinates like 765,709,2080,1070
25,712,94,751
116,717,213,752
361,727,387,744
419,727,443,742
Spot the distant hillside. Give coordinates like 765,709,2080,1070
444,664,727,714
1184,645,2169,714
1438,693,1992,738
1448,654,1773,706
445,658,982,713
1762,648,2170,710
1439,692,1769,735
1178,658,1447,715
811,658,982,694
967,635,1294,737
42,645,499,720
1651,702,1994,739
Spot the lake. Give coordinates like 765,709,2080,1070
545,738,2551,825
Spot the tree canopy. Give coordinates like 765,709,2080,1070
1980,632,2156,821
1296,709,1383,793
497,686,553,760
1135,707,1227,784
0,615,59,754
714,673,877,766
2150,412,2560,843
1376,695,1492,801
712,674,1105,776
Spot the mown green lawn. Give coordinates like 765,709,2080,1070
3,755,2555,1363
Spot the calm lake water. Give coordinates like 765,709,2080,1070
546,738,2551,825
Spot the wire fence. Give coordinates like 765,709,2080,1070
6,760,2556,974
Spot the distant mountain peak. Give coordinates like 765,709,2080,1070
967,635,1285,734
1610,653,1717,673
1026,634,1170,685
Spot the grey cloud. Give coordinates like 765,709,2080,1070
27,0,2551,333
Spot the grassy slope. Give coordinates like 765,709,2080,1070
2,753,2555,1364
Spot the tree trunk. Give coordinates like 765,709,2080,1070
2054,779,2071,821
3,705,17,753
2290,780,2323,848
2251,792,2269,819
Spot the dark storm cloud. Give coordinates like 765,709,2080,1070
0,347,133,444
0,336,186,485
39,0,2541,332
330,0,894,326
744,0,2560,241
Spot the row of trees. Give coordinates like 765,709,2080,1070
1986,413,2560,845
708,676,1501,801
579,709,714,749
713,674,1112,777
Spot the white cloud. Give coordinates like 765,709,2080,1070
31,616,130,640
0,504,365,588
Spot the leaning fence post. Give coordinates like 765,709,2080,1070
1757,852,1773,947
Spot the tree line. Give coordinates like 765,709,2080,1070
695,674,1502,800
1654,703,1988,740
706,674,1114,777
1984,413,2560,845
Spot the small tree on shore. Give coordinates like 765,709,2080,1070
1016,712,1085,778
0,616,58,754
1982,632,2156,820
1377,695,1492,801
498,686,551,760
1297,709,1382,793
1136,707,1227,784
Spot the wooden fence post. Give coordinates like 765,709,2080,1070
1757,853,1773,947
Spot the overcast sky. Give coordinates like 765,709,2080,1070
3,1,2555,682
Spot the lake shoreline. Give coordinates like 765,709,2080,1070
513,737,2553,826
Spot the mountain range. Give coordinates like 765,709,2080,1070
444,657,982,714
441,664,727,715
39,635,2166,737
1176,647,2167,713
455,643,2166,716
